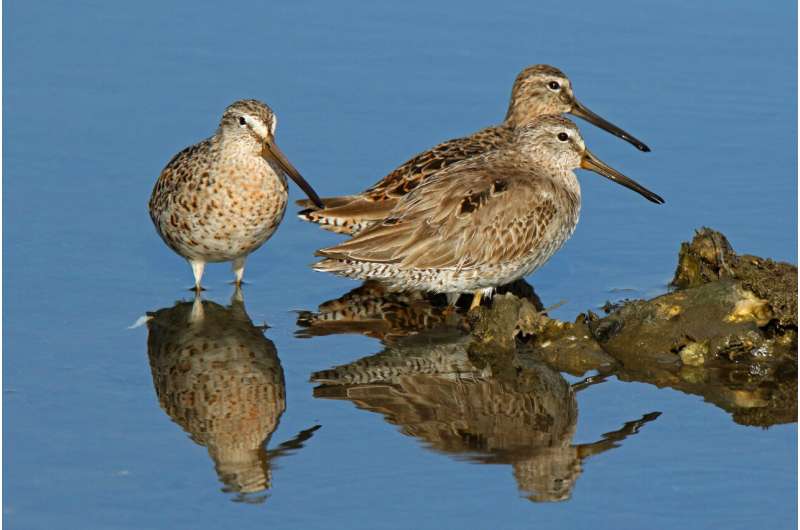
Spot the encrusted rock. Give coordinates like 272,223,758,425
672,227,797,328
588,280,786,364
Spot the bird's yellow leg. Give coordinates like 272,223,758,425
469,290,483,310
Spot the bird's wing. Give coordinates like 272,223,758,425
148,140,213,220
317,161,565,271
362,125,508,201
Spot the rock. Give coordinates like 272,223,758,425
678,341,709,366
467,293,544,355
672,227,737,288
732,255,797,329
672,227,797,328
589,280,780,363
523,321,618,376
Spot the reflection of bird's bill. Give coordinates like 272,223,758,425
570,99,651,152
263,141,324,208
267,425,322,459
580,150,665,204
575,411,661,459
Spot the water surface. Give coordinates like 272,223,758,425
5,1,797,529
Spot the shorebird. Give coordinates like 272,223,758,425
313,115,664,309
149,99,323,290
297,64,650,235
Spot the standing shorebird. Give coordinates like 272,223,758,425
313,115,664,309
149,99,323,290
297,64,650,235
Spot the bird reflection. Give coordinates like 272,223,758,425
296,279,544,341
146,288,319,503
311,332,659,502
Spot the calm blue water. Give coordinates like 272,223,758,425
5,1,796,529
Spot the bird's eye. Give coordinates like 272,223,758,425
548,81,561,91
238,116,247,126
557,132,569,142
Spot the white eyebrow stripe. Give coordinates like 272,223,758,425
243,113,270,139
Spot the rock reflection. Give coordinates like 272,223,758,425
146,289,319,502
311,332,659,502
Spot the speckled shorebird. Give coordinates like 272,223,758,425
314,115,664,309
297,64,650,235
149,99,323,290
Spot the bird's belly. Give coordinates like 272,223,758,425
480,213,579,287
155,171,288,262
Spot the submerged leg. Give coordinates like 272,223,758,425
445,293,460,307
189,260,206,291
469,290,483,310
232,257,246,286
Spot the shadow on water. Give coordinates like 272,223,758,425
145,288,320,503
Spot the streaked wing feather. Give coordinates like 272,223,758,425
364,125,510,201
318,161,561,271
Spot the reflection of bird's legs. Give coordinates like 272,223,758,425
230,283,245,305
575,412,661,460
189,291,205,323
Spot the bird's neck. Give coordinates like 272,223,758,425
217,129,262,157
504,98,544,128
551,167,581,199
488,147,581,196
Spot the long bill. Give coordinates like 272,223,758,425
571,99,651,153
264,140,324,208
580,149,664,204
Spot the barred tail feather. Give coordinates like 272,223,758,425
312,258,398,286
297,195,397,235
298,209,360,234
312,259,375,281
